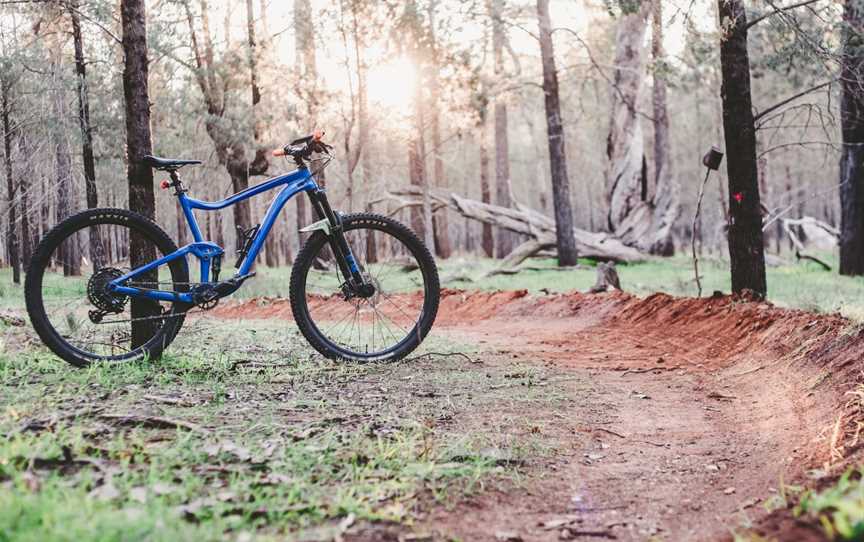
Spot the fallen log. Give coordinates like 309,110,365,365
782,217,835,271
374,187,649,264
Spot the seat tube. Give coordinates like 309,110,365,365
179,193,204,243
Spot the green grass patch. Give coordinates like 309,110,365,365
796,468,864,541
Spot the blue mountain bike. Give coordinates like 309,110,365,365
25,133,440,367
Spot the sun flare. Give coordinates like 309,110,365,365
366,55,417,113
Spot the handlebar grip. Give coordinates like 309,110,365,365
272,148,286,157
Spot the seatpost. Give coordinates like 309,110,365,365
166,170,186,196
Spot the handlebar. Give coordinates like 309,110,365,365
272,130,332,162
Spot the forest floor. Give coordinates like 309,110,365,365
4,265,864,540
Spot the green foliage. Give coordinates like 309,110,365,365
796,469,864,541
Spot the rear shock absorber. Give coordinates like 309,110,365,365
235,224,260,268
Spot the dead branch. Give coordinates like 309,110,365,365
754,79,835,124
746,0,824,29
377,187,648,264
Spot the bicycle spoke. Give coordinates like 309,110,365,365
303,221,430,358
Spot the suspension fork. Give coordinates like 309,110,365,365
306,188,367,289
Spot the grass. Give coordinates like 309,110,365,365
432,254,864,319
795,468,864,541
4,252,864,539
0,313,579,540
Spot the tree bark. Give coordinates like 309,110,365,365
16,131,31,267
717,0,767,296
537,0,577,266
428,0,451,259
121,0,160,347
52,67,79,277
293,0,314,244
1,77,19,284
491,0,514,257
70,0,103,268
648,0,680,255
479,112,494,257
840,0,864,275
605,3,650,234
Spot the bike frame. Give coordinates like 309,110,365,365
108,167,346,304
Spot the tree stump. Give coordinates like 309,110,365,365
588,262,621,293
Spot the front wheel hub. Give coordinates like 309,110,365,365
355,282,376,299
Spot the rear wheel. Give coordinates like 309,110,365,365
24,208,189,367
289,213,439,362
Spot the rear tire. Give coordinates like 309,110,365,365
289,213,439,362
25,208,189,367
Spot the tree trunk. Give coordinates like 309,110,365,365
52,72,79,277
491,0,514,257
351,3,377,263
294,0,315,246
605,3,650,234
648,0,680,255
428,0,451,259
70,0,102,269
479,113,494,257
183,0,267,238
1,79,19,284
537,0,577,266
840,0,864,275
121,0,160,348
717,0,766,296
16,132,31,267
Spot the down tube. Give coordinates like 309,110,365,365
236,183,306,275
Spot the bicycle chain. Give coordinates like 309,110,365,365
92,280,210,325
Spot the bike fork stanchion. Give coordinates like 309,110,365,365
307,188,366,288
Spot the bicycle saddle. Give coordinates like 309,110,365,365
143,155,202,171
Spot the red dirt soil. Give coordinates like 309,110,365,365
215,290,864,541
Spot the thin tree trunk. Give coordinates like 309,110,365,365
121,0,160,347
717,0,766,296
52,73,79,277
649,0,680,255
16,132,31,267
537,0,577,266
294,0,313,245
1,79,19,283
479,113,494,257
840,0,864,275
491,0,514,257
428,0,451,259
70,0,102,268
351,2,377,263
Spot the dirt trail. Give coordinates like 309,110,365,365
217,290,864,541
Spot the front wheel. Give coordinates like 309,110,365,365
289,213,440,362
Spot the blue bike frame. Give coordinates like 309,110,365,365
109,168,319,304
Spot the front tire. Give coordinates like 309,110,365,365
289,213,439,362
